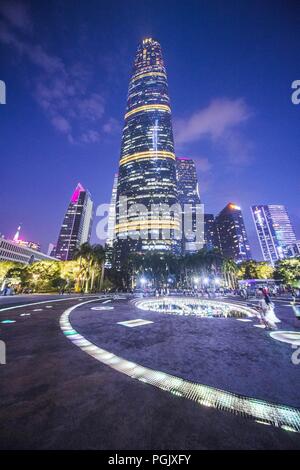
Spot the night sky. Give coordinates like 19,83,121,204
1,0,299,258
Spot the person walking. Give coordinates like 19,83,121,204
258,289,280,330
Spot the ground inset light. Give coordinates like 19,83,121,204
60,299,300,433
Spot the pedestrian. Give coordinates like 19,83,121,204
258,289,280,330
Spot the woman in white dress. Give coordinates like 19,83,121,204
258,290,281,330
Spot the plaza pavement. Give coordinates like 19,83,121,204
0,294,300,450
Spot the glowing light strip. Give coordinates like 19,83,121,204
131,72,167,82
120,150,175,166
136,297,257,318
125,104,170,119
60,300,300,433
115,220,180,233
0,296,97,313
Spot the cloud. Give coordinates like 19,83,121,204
51,115,72,134
0,0,32,32
174,98,254,168
174,98,251,145
81,129,101,143
102,117,121,134
0,10,110,144
193,157,212,173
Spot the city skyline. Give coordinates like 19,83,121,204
1,2,300,453
1,1,300,258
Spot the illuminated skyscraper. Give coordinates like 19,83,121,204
115,38,180,260
204,214,217,250
55,183,93,261
105,173,118,268
251,204,297,265
215,203,251,262
176,157,202,253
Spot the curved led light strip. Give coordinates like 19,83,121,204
115,219,180,234
270,331,300,345
60,299,300,433
131,71,167,82
125,104,171,119
136,297,257,319
120,150,175,166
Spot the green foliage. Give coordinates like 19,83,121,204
0,261,23,282
0,243,107,293
273,258,300,286
109,248,239,290
237,260,273,280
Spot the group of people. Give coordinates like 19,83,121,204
257,288,281,330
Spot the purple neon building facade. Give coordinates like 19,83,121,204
55,183,93,261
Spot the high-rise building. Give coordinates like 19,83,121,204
55,183,93,261
251,205,297,265
47,243,56,257
176,157,202,253
105,173,118,268
115,38,180,261
215,203,251,262
204,213,217,250
285,241,300,258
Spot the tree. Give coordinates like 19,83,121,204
237,260,273,280
27,260,61,292
0,261,19,283
274,258,300,287
73,243,106,292
222,258,238,288
5,264,30,291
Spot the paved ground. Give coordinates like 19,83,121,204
0,294,300,450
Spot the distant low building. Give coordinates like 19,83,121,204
0,237,56,264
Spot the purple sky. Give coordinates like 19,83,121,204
1,0,300,259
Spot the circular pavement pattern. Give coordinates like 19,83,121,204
61,298,300,434
270,331,300,345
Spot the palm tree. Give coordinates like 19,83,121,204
90,244,106,291
222,258,238,289
73,242,98,293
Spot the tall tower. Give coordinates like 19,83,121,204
55,183,93,261
204,214,217,250
105,173,118,269
251,204,297,265
176,157,202,253
115,38,180,261
215,203,251,262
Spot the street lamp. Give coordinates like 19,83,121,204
202,276,209,285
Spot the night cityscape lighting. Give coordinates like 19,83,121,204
1,0,300,456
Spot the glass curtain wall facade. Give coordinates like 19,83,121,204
251,204,297,265
115,38,180,262
105,173,118,268
204,213,217,250
176,157,202,253
55,183,93,261
215,203,251,262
